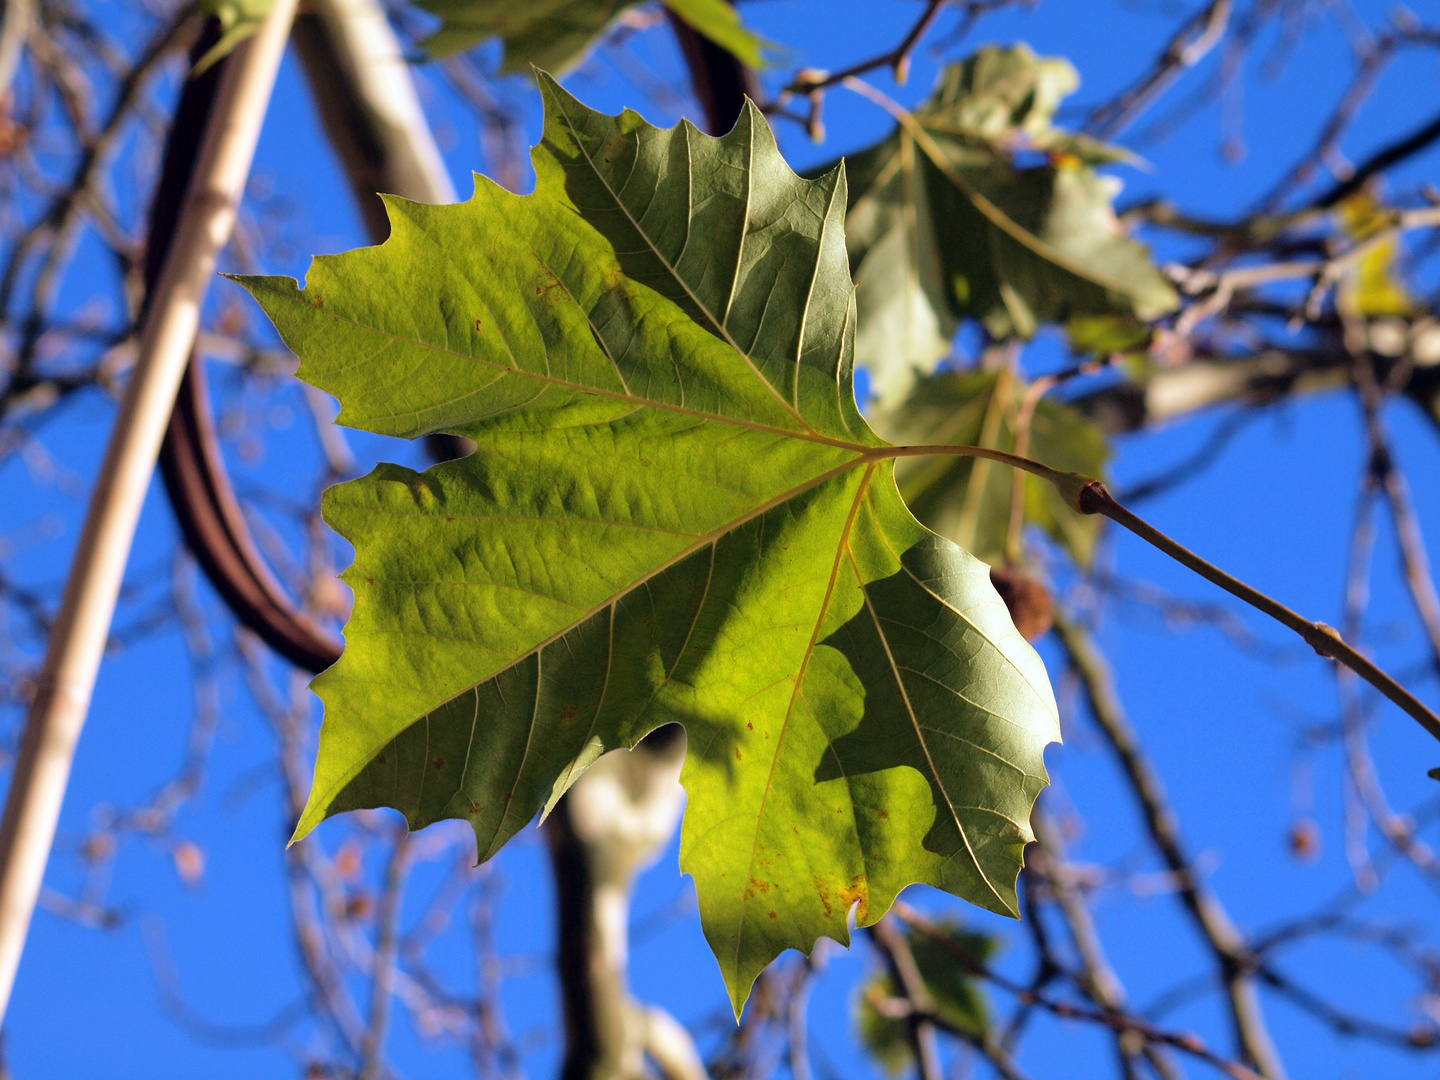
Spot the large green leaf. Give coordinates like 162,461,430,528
840,44,1178,408
880,370,1109,568
238,75,1059,1013
421,0,772,72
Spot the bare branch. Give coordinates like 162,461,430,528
1051,610,1288,1078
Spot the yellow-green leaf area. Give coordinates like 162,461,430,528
236,75,1059,1015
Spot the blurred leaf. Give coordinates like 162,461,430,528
420,0,772,72
1066,313,1152,356
858,920,997,1074
193,0,272,74
837,44,1177,408
238,76,1060,1016
879,369,1110,567
663,0,772,68
1336,192,1412,319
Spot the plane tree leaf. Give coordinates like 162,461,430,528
421,0,772,73
838,44,1178,408
236,75,1059,1014
879,370,1110,568
1336,191,1413,318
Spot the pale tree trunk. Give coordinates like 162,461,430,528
547,727,707,1080
0,0,297,1020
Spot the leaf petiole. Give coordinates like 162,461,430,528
877,442,1440,744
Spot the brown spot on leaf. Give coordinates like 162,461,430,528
312,295,324,309
746,721,754,731
735,748,742,761
879,810,890,819
839,875,870,920
768,910,777,920
432,756,445,771
474,318,483,332
375,754,386,765
470,802,485,815
560,706,579,721
813,876,833,919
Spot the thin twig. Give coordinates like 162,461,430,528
894,902,1268,1080
782,0,948,96
1049,611,1288,1078
1087,0,1234,140
867,918,944,1080
358,829,410,1080
1074,479,1440,744
872,437,1440,739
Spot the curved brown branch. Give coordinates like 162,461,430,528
149,24,342,673
156,0,467,673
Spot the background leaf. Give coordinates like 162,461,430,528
858,921,996,1074
240,75,1059,1014
661,0,771,68
193,0,273,73
420,0,771,73
1336,191,1414,319
839,44,1178,408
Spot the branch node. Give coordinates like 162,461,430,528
1072,477,1114,516
1303,621,1345,659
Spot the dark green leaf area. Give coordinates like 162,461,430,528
883,370,1110,567
418,0,631,69
238,76,1059,1014
859,921,997,1074
838,44,1178,407
418,0,769,72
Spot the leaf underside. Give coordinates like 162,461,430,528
420,0,770,73
839,44,1179,408
239,74,1059,1014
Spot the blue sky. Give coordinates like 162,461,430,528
4,1,1440,1077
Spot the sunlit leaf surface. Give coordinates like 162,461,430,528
239,76,1059,1012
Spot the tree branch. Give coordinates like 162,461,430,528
358,829,410,1080
1086,0,1233,140
894,902,1269,1080
867,918,944,1080
0,0,297,1023
1314,109,1440,209
1050,610,1288,1078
